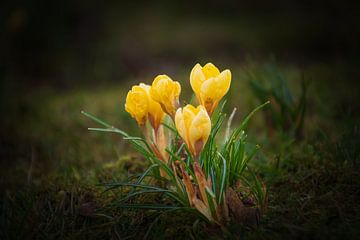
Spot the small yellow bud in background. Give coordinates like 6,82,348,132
125,83,165,129
175,105,211,158
150,75,181,118
190,63,231,116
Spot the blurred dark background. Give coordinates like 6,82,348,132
2,0,359,88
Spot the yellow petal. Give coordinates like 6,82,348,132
182,104,197,129
199,77,217,113
190,64,206,100
148,103,164,130
125,86,149,125
216,69,231,98
172,81,181,99
139,83,151,92
175,105,211,157
175,105,200,155
150,75,167,103
202,63,220,79
189,106,211,153
139,83,164,129
175,108,188,145
151,75,181,117
200,69,231,106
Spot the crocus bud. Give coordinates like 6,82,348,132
175,104,211,158
125,83,165,129
139,83,165,130
125,85,149,126
190,63,231,116
150,75,181,118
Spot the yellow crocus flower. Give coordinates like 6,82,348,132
125,83,164,130
190,63,231,115
125,85,149,126
175,104,211,158
150,75,181,118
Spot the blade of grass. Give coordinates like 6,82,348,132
118,204,182,210
217,152,227,204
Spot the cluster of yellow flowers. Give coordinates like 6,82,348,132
82,61,266,224
125,63,231,160
124,63,232,222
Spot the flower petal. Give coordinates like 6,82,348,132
215,69,231,99
189,106,211,152
202,63,220,79
125,86,149,125
175,108,188,146
190,64,206,100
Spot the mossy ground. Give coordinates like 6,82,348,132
1,62,359,239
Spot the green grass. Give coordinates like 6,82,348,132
1,62,359,239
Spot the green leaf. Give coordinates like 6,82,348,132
217,152,227,204
238,101,270,133
101,182,165,191
117,204,182,210
162,122,178,134
206,191,217,217
81,110,113,128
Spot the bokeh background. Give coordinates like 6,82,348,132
1,1,360,239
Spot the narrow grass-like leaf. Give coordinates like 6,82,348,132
87,126,154,158
236,101,270,135
237,145,259,176
223,101,269,157
81,110,113,128
206,191,217,217
149,157,187,202
118,204,182,210
217,152,227,204
116,189,184,204
162,122,178,134
136,164,159,185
